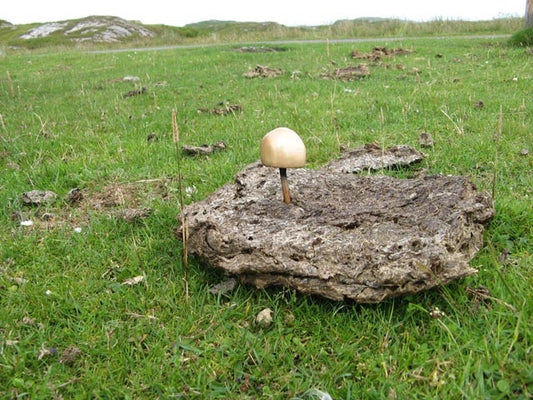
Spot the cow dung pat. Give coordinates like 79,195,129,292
21,190,57,206
180,154,494,303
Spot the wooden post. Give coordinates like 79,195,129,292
527,0,533,28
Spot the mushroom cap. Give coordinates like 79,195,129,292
260,127,306,168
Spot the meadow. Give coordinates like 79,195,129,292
0,31,532,398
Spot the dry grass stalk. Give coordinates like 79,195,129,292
0,114,6,133
329,85,340,149
441,108,464,136
7,71,15,98
492,106,503,199
172,109,189,301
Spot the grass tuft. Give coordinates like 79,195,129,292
508,26,533,47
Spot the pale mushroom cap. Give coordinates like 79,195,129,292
260,127,306,168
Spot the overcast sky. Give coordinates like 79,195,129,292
3,0,526,27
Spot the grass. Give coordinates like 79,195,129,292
0,31,532,399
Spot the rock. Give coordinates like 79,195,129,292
180,155,494,303
21,190,57,206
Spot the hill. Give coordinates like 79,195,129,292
0,15,198,50
18,15,154,42
0,15,524,51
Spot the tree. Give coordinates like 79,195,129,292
527,0,533,28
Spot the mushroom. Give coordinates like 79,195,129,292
260,127,306,204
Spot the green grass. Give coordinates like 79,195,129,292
0,33,532,399
509,26,533,46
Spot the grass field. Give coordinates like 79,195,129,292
0,32,532,398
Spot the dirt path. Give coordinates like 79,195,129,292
87,34,510,54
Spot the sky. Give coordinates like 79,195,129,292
3,0,527,27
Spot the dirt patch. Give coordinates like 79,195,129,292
80,180,173,213
14,179,173,232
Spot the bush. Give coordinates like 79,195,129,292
509,26,533,46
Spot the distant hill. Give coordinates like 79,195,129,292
0,19,14,28
0,15,201,49
185,20,285,31
0,16,312,49
0,15,523,51
18,15,154,42
0,16,159,48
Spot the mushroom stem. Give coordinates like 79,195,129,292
279,167,291,204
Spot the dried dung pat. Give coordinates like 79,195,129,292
256,308,273,327
114,207,152,222
22,190,57,206
37,346,58,360
123,87,146,98
198,104,242,115
243,65,284,78
334,65,370,79
322,65,370,80
122,275,145,286
180,160,494,303
351,46,414,61
419,132,435,148
323,143,425,173
209,278,237,295
59,346,82,365
65,187,83,204
182,141,227,156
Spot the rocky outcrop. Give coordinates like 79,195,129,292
19,16,154,42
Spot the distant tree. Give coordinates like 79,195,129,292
527,0,533,27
